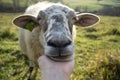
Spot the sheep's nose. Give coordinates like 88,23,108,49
47,39,72,48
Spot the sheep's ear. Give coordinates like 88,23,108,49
13,15,38,31
75,13,100,27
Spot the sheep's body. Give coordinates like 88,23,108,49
13,2,99,79
25,2,53,17
19,2,76,67
19,27,43,66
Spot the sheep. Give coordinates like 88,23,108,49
13,2,100,80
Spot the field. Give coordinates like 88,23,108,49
0,12,120,80
0,1,120,80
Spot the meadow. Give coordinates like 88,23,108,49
0,0,120,80
0,12,120,80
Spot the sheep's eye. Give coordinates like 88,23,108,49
72,17,77,23
37,17,41,21
72,17,77,20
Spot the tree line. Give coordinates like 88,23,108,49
0,0,63,12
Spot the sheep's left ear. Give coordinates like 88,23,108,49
75,13,100,27
13,14,38,31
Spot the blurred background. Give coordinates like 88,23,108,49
0,0,120,16
0,0,120,80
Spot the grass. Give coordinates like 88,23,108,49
72,15,120,80
0,13,120,80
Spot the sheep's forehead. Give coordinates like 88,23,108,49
45,5,74,16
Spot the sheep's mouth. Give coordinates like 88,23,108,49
44,44,74,62
47,54,73,62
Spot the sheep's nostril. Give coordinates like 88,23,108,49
47,40,72,48
63,40,71,47
47,41,58,47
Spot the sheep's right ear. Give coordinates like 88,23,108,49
13,15,38,31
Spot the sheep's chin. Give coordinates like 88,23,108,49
46,55,74,62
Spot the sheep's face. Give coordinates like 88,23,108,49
13,5,100,61
37,9,76,61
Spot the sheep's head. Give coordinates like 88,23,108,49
13,4,99,62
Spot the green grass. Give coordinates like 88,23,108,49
0,13,120,80
72,15,120,80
